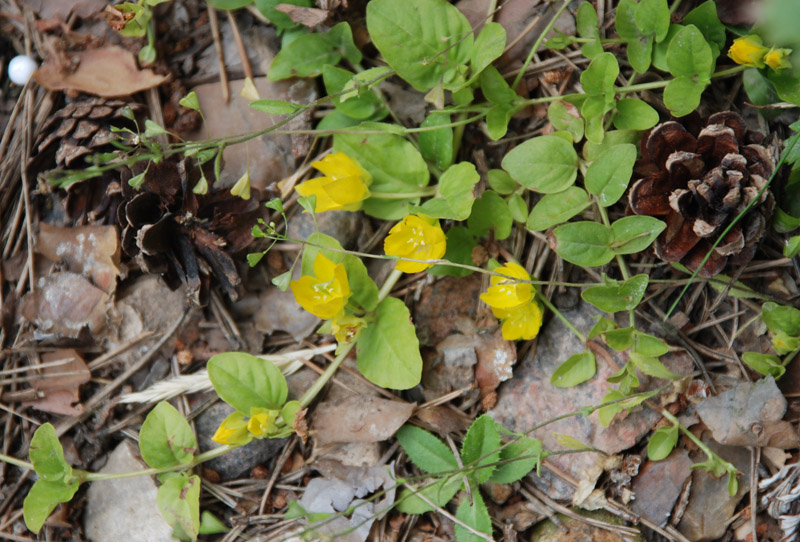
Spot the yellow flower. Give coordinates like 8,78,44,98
290,253,351,319
728,35,769,67
295,152,371,213
480,263,534,310
492,302,543,341
247,408,279,438
211,412,252,446
331,313,366,344
765,47,792,70
384,215,447,273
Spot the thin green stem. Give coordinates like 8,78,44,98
369,187,438,200
782,347,800,367
595,202,631,281
0,453,33,471
452,112,467,163
669,0,683,15
298,268,404,409
83,445,233,482
535,292,586,343
512,0,572,91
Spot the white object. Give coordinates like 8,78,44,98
8,55,37,85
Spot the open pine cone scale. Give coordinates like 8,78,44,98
629,112,776,277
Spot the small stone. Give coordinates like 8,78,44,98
194,401,286,481
529,510,643,542
482,482,513,505
630,451,693,527
287,210,366,251
84,441,173,542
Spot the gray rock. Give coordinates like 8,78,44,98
490,301,692,499
195,402,286,480
254,285,319,341
631,451,693,527
287,210,367,251
84,441,173,542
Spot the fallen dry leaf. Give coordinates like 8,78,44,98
312,395,414,445
274,4,330,27
34,45,168,97
695,376,800,449
21,272,110,338
474,326,517,395
38,223,122,294
24,349,91,416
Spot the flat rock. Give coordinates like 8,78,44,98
84,440,173,542
630,451,693,527
413,274,483,347
529,509,644,542
677,437,751,541
254,285,319,341
490,302,692,499
183,77,316,191
195,401,286,480
287,210,367,251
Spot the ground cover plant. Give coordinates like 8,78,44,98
1,0,800,541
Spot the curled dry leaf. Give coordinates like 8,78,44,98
274,4,330,27
20,272,110,339
37,223,121,294
34,45,168,97
24,349,90,416
312,395,414,445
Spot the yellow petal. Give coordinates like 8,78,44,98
296,177,341,212
728,35,768,67
230,169,251,200
211,412,251,445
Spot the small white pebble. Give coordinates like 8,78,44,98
8,55,38,85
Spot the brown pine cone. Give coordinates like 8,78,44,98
628,112,775,277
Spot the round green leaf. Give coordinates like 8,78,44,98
648,425,678,461
418,113,454,171
208,352,288,412
29,423,71,482
430,226,478,278
487,169,517,195
610,215,666,255
468,190,513,239
527,187,591,231
665,25,712,79
762,302,800,336
23,479,80,534
501,135,579,193
612,99,659,131
585,144,637,207
416,162,479,220
139,402,197,469
552,222,614,266
356,297,423,389
157,475,201,542
629,352,681,379
490,437,542,484
547,101,585,142
581,274,649,313
742,352,786,379
550,351,597,388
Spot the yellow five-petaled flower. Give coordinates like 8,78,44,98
384,214,447,273
295,152,372,213
728,35,769,67
480,262,543,341
290,252,351,319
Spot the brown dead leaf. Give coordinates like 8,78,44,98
412,405,471,435
38,223,121,294
312,395,414,445
34,45,168,97
474,326,517,395
274,4,330,27
24,349,91,416
20,272,110,338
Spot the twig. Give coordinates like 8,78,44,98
207,6,229,104
226,10,253,81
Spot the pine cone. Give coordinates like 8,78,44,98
32,97,145,170
628,112,775,277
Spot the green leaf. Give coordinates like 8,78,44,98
501,135,579,193
138,44,156,66
268,22,360,80
784,235,800,258
648,425,678,461
490,436,542,483
652,24,684,71
397,477,462,513
550,351,597,388
585,144,637,207
742,352,786,379
547,101,584,142
144,119,167,138
581,274,649,313
768,69,800,108
335,129,429,220
576,2,603,59
588,316,617,339
762,302,800,336
415,162,479,220
207,0,252,9
461,415,501,483
526,187,591,231
666,25,712,79
250,99,303,115
367,0,472,92
29,423,71,482
471,22,506,76
301,232,344,276
772,332,800,355
139,402,197,469
23,478,80,534
486,105,513,141
612,98,659,131
507,194,528,223
418,113,454,171
629,352,680,379
634,0,670,42
356,297,423,389
254,0,313,30
199,511,228,535
632,331,669,357
663,75,707,117
487,169,517,195
396,425,458,474
610,215,666,254
606,327,635,351
615,0,652,72
552,222,615,266
455,490,492,542
430,227,477,278
683,1,725,55
468,190,512,240
580,52,619,105
157,474,201,542
343,254,379,312
597,390,625,427
775,208,800,233
322,65,386,120
554,433,592,451
480,65,517,106
208,352,288,412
